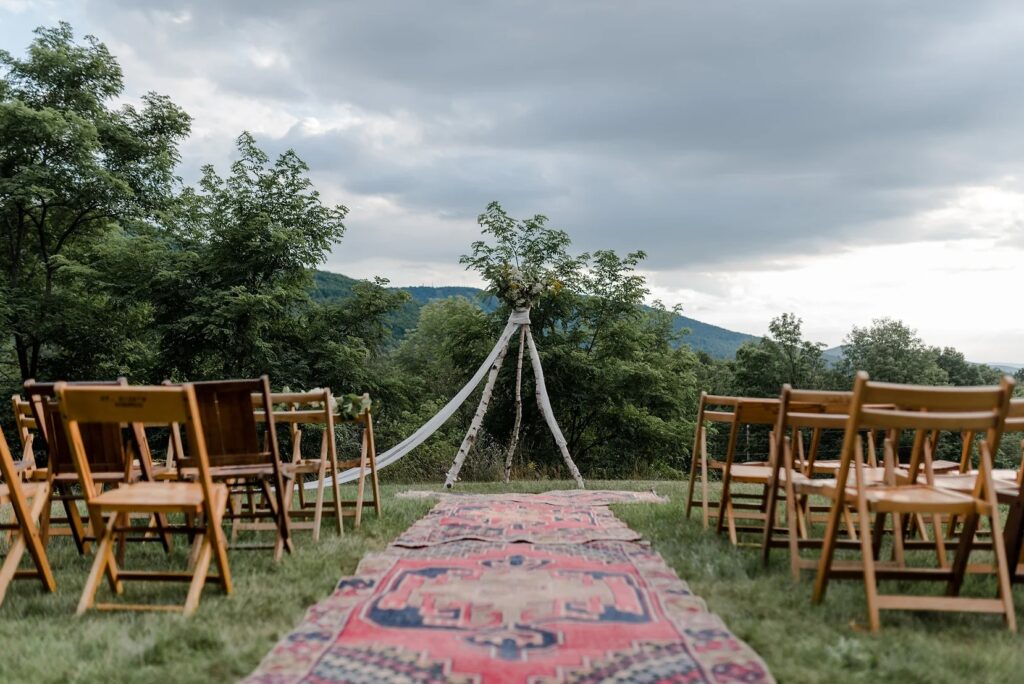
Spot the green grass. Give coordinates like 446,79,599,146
1,480,1023,682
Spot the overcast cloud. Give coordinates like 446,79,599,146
3,1,1024,360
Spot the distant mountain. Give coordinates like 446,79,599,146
986,363,1022,374
312,270,760,358
820,345,1021,373
822,345,845,365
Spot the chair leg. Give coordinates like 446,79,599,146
209,486,233,595
24,482,56,593
312,458,326,543
786,487,802,582
892,512,906,567
701,450,710,529
183,535,213,617
685,441,699,521
812,494,845,604
77,521,121,615
726,500,738,546
856,495,881,632
931,513,949,568
366,421,381,517
329,438,343,536
0,533,26,607
354,430,369,529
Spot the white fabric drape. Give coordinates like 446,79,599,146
306,317,522,488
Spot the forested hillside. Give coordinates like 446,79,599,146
313,270,758,358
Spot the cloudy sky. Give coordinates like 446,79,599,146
3,1,1024,361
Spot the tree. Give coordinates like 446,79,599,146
837,318,947,385
444,202,700,478
152,132,348,380
0,23,190,380
934,347,1002,386
733,313,827,396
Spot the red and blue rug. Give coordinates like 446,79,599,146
393,499,645,547
245,492,773,683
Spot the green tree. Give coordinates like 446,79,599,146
837,318,947,385
934,346,1002,386
0,23,190,380
443,202,700,478
152,132,348,380
733,313,827,396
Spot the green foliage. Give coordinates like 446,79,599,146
0,25,406,422
837,318,947,385
0,23,190,381
732,313,827,396
389,204,702,479
460,201,584,309
152,131,347,379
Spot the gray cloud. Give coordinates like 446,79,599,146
76,0,1024,270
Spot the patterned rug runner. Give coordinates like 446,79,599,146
245,492,773,683
394,490,668,505
393,498,645,547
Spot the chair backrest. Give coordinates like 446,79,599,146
835,372,1014,489
11,395,38,466
23,379,131,476
180,376,280,469
1005,399,1024,433
255,389,334,463
772,387,854,472
55,384,218,511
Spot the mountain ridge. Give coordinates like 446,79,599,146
312,270,758,358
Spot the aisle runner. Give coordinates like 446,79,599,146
393,499,644,547
245,492,773,684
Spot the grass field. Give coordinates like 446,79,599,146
1,480,1022,683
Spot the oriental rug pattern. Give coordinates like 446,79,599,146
244,493,773,684
392,499,643,547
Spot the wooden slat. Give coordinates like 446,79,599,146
875,595,1006,613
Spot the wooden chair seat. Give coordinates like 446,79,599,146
91,481,216,513
728,464,776,483
795,467,892,495
812,458,960,475
933,472,1020,499
859,484,982,514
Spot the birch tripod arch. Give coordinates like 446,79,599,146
309,307,584,490
443,307,584,489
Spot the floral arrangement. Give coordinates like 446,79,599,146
280,388,372,419
490,263,562,310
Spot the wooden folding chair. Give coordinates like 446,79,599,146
713,399,782,546
813,372,1016,632
683,393,777,534
760,388,868,579
23,379,171,554
0,428,56,607
57,383,232,616
337,398,380,529
935,399,1024,578
172,377,293,560
10,395,40,479
253,389,343,540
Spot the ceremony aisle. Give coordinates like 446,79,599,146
244,491,773,683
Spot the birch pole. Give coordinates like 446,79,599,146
443,331,514,488
524,326,585,489
503,326,527,483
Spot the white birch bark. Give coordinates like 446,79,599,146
443,330,513,488
524,326,585,489
503,326,527,483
